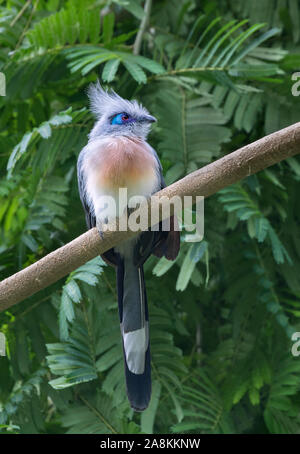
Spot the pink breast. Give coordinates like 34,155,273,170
92,137,157,189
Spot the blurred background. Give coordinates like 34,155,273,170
1,0,300,434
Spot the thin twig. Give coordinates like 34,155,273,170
13,295,51,320
15,0,39,49
78,393,118,434
133,0,152,55
10,0,32,27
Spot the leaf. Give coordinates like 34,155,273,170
73,272,98,286
102,59,121,82
268,226,291,265
122,0,145,20
7,132,33,173
102,12,115,44
248,388,260,405
48,368,97,389
38,122,52,139
131,55,165,74
64,280,82,304
255,217,269,243
21,233,39,252
141,381,162,434
152,256,177,277
61,292,75,323
122,60,147,84
232,28,281,66
176,243,207,291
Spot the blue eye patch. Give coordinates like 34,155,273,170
111,113,132,125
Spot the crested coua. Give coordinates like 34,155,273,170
77,82,180,411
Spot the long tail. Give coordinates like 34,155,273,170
117,256,151,411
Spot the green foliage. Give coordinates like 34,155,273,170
1,0,300,435
171,370,233,433
218,183,291,265
27,1,102,48
0,367,47,426
57,257,106,340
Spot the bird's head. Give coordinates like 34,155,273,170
87,81,156,141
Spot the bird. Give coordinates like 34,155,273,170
77,81,180,411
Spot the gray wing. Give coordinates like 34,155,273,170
133,145,180,266
77,150,96,230
149,145,166,190
77,149,119,267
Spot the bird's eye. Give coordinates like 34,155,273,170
111,113,131,125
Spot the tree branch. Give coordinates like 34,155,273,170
1,122,300,311
133,0,152,55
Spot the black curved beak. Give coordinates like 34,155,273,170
139,114,157,123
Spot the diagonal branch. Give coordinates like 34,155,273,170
1,122,300,311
